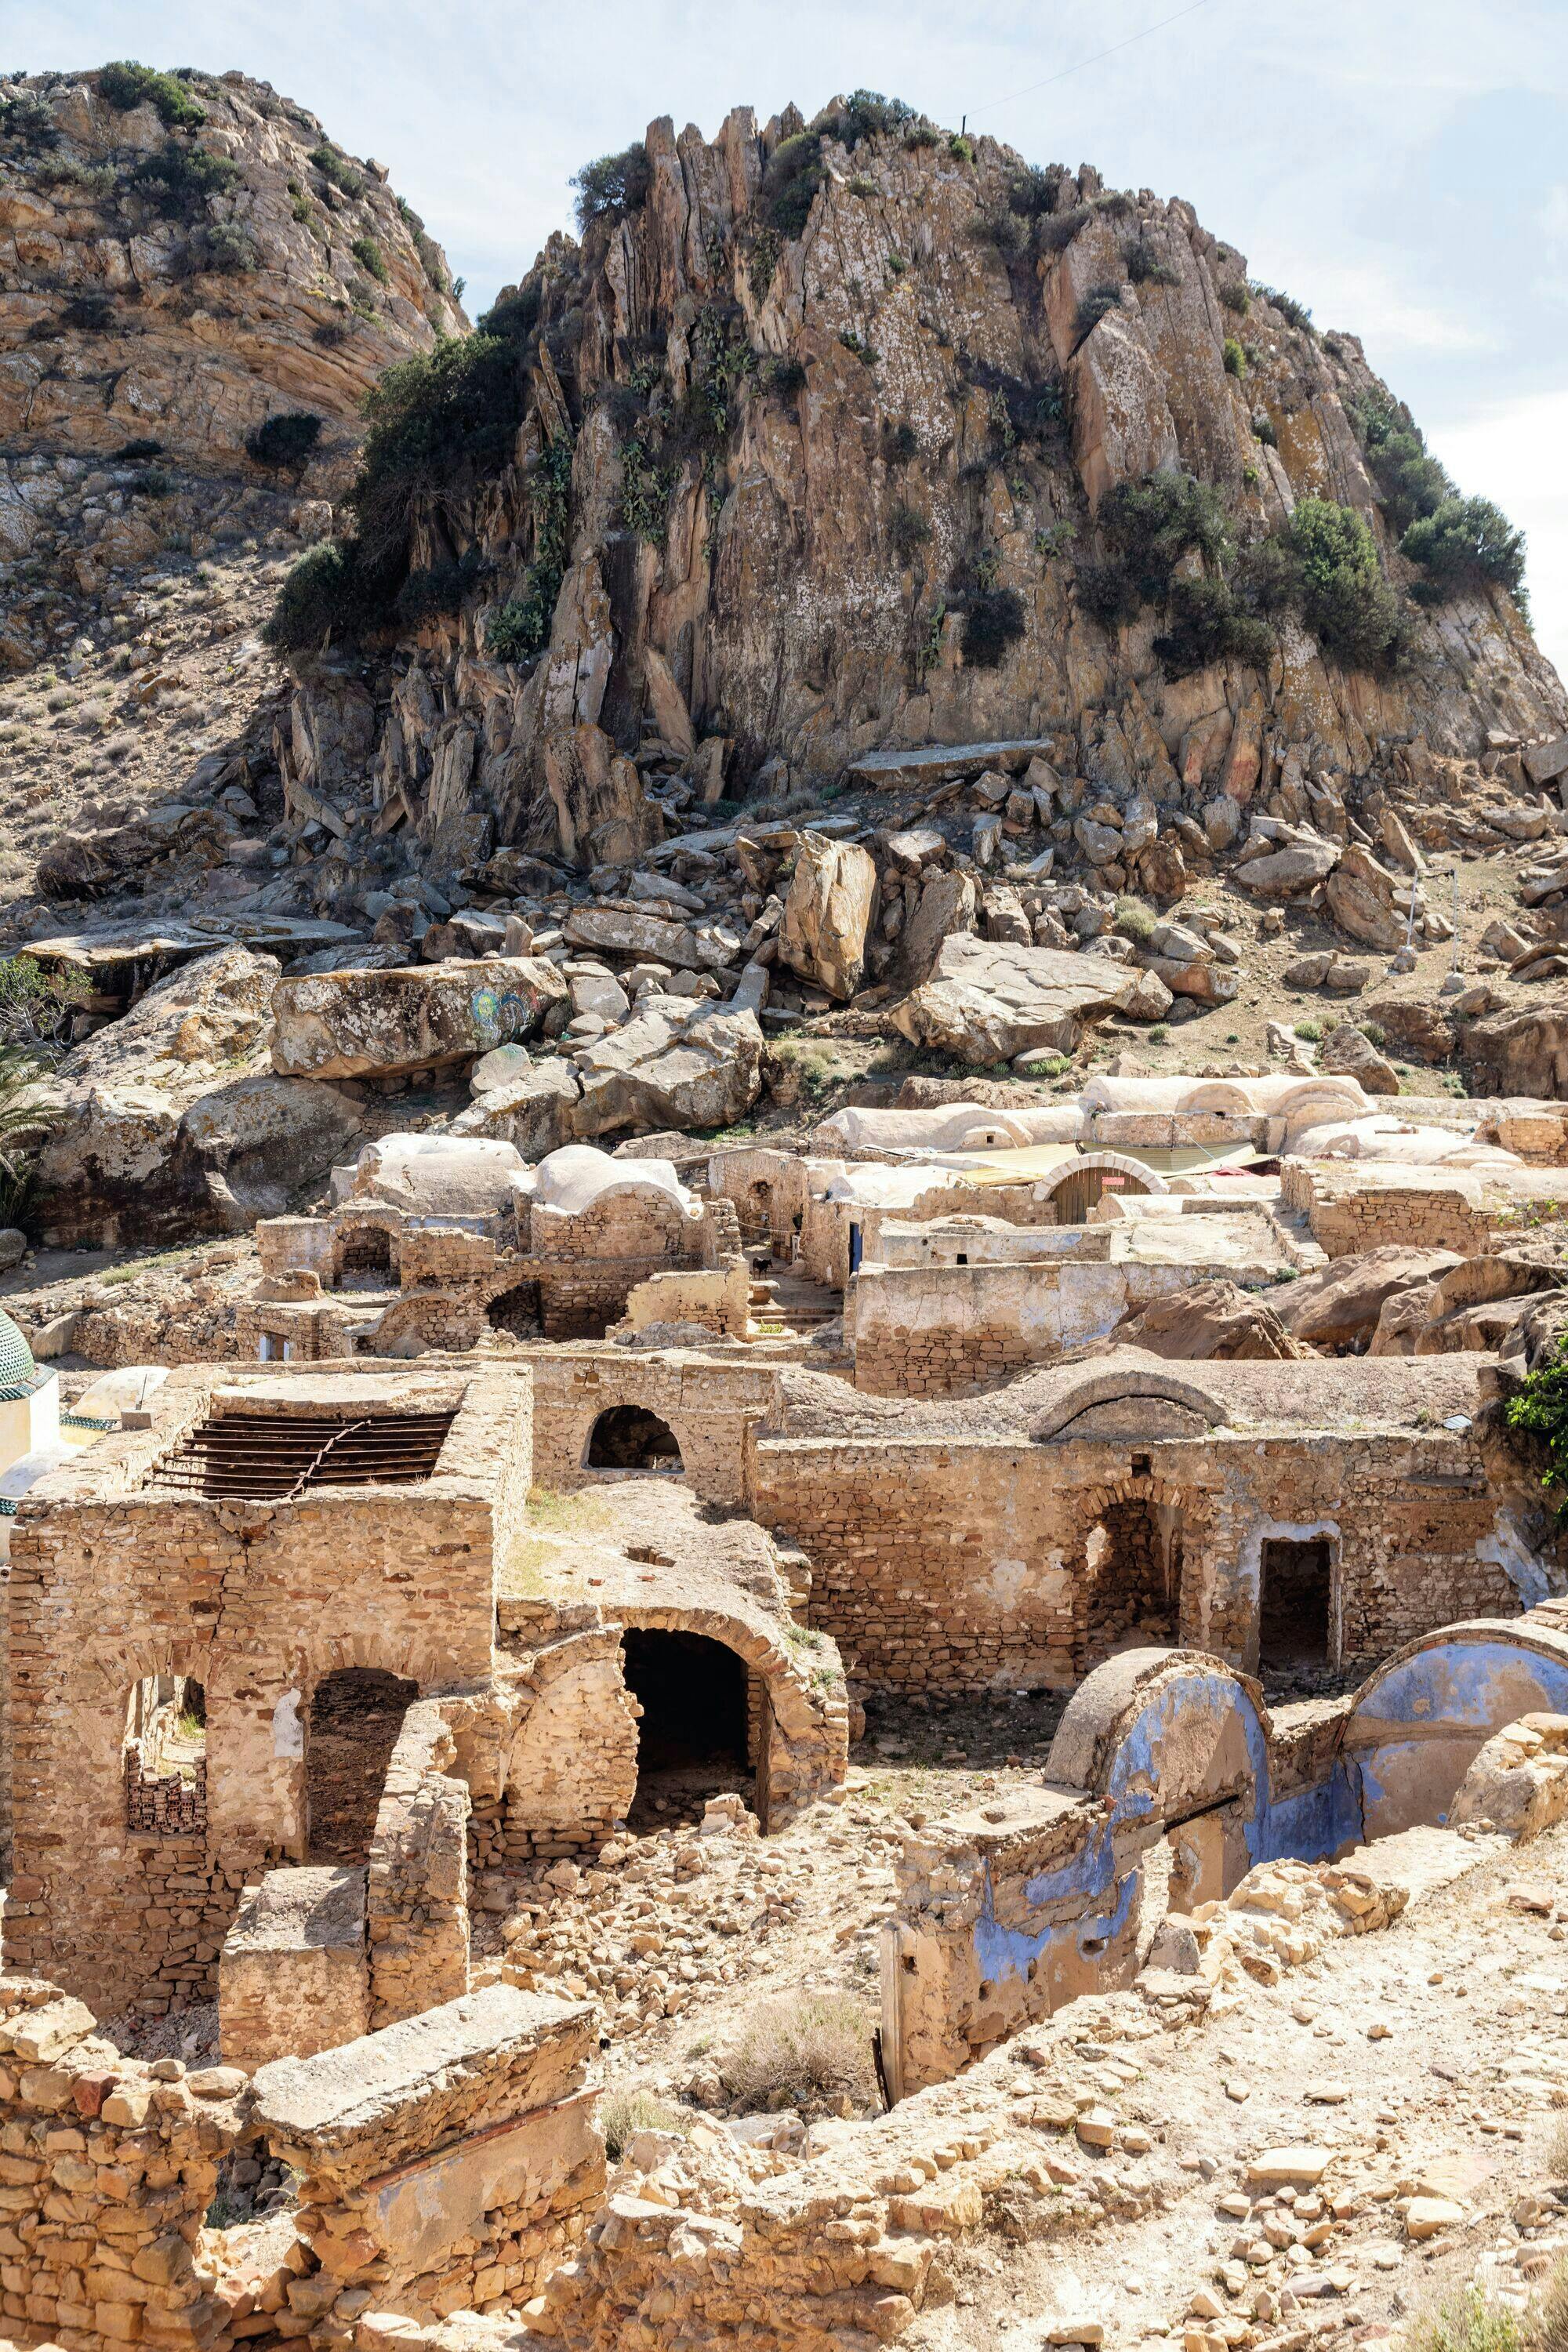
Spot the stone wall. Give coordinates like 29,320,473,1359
753,1425,1518,1691
367,1703,472,2030
252,1981,603,2332
1279,1160,1500,1257
524,1352,782,1505
220,1864,371,2069
0,1976,257,2347
7,1368,524,2016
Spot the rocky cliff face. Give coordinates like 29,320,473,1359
266,97,1567,895
0,63,463,672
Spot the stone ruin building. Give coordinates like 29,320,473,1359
5,1064,1568,2352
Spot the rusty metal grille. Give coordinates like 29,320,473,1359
148,1410,457,1500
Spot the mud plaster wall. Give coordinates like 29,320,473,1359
754,1431,1520,1691
889,1627,1568,2092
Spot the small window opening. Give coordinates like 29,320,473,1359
125,1675,206,1835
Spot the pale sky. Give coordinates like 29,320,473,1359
20,0,1568,686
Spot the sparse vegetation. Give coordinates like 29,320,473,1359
760,132,824,236
1249,281,1314,336
887,502,931,563
600,2089,692,2158
1219,279,1250,314
99,60,205,129
193,221,258,274
1114,896,1158,943
1222,336,1247,378
247,412,323,469
960,585,1026,668
1125,234,1179,286
128,142,238,221
351,234,387,283
309,143,362,197
1074,283,1123,341
719,1989,877,2116
1506,1338,1568,1520
572,142,652,230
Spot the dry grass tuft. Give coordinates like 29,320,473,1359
720,1989,877,2117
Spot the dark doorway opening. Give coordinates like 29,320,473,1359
307,1667,418,1864
336,1227,394,1288
487,1280,542,1338
1258,1537,1333,1671
1080,1497,1181,1669
586,1405,683,1472
621,1628,751,1828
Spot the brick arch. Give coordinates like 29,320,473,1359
606,1600,845,1825
1030,1367,1229,1444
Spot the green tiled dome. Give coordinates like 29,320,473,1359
0,1310,38,1399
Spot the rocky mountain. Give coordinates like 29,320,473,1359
0,61,463,674
259,93,1565,900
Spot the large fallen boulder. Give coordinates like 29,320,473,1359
1319,1022,1399,1095
31,1075,362,1249
1322,845,1408,953
1271,1245,1463,1352
449,1058,583,1160
270,956,568,1080
57,944,278,1088
1462,999,1568,1098
1113,1280,1309,1361
570,998,764,1135
778,836,878,1000
1236,837,1340,898
892,934,1149,1063
900,869,977,986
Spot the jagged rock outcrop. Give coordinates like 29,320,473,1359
0,64,461,668
261,98,1564,893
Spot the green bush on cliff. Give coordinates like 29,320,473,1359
1402,494,1526,603
1287,495,1406,671
572,142,651,230
347,332,524,564
99,60,205,129
128,141,238,220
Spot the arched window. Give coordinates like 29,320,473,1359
585,1406,683,1472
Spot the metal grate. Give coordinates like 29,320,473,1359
149,1410,457,1501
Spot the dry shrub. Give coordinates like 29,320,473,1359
1405,2288,1523,2352
1534,2263,1568,2352
720,1990,877,2116
600,2087,691,2158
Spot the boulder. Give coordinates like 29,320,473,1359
1462,999,1568,1099
562,903,734,972
1319,1022,1399,1095
777,836,878,1000
270,956,568,1080
1114,1280,1310,1362
31,1074,361,1250
893,933,1148,1064
34,805,234,900
57,945,278,1091
1237,838,1340,898
901,869,977,985
1360,996,1457,1065
1323,848,1407,952
1272,1247,1464,1352
570,998,764,1135
449,1060,583,1160
1523,736,1568,787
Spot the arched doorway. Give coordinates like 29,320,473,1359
620,1628,751,1827
1080,1496,1182,1668
487,1280,542,1338
336,1227,395,1288
586,1405,683,1472
307,1667,417,1864
1050,1164,1152,1226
